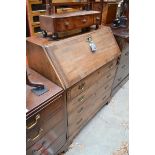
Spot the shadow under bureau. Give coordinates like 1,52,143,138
27,27,121,154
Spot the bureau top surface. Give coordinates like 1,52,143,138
40,10,100,19
27,26,120,88
26,68,63,115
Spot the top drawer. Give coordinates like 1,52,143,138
67,59,117,101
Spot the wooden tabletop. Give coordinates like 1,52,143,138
26,68,63,116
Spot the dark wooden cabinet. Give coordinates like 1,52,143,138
26,68,67,155
27,26,120,148
102,2,118,24
111,27,129,96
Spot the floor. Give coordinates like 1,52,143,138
65,81,129,155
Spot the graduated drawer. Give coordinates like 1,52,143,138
26,96,64,148
68,79,114,136
27,128,66,155
67,59,117,101
55,15,93,32
67,68,116,113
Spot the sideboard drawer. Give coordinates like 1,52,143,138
67,59,117,100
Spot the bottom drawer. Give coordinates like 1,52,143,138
27,121,66,155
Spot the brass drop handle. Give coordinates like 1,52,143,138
78,82,85,90
76,118,83,125
105,85,109,90
64,21,69,26
27,128,43,142
106,74,111,79
77,107,84,114
122,65,126,69
78,96,85,102
82,18,87,23
27,114,40,130
108,63,113,69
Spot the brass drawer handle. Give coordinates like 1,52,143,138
64,21,69,26
33,141,46,153
27,128,43,142
106,74,111,79
104,85,109,90
125,52,129,56
77,107,84,114
108,63,114,69
122,65,126,69
78,96,85,102
96,17,100,21
102,95,107,101
76,118,83,125
82,19,87,23
78,82,85,90
27,114,40,130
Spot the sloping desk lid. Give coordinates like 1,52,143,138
45,27,120,88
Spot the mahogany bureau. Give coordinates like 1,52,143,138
27,26,120,151
26,68,67,155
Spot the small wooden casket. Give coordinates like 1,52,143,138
39,10,101,38
27,26,120,141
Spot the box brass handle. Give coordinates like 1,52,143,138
64,22,69,26
78,96,85,102
82,18,87,23
78,82,85,90
27,114,40,130
96,17,100,21
27,128,43,142
33,141,46,153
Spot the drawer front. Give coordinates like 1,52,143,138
55,15,93,32
89,89,111,117
27,132,66,155
67,68,116,114
67,59,117,100
27,96,64,148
